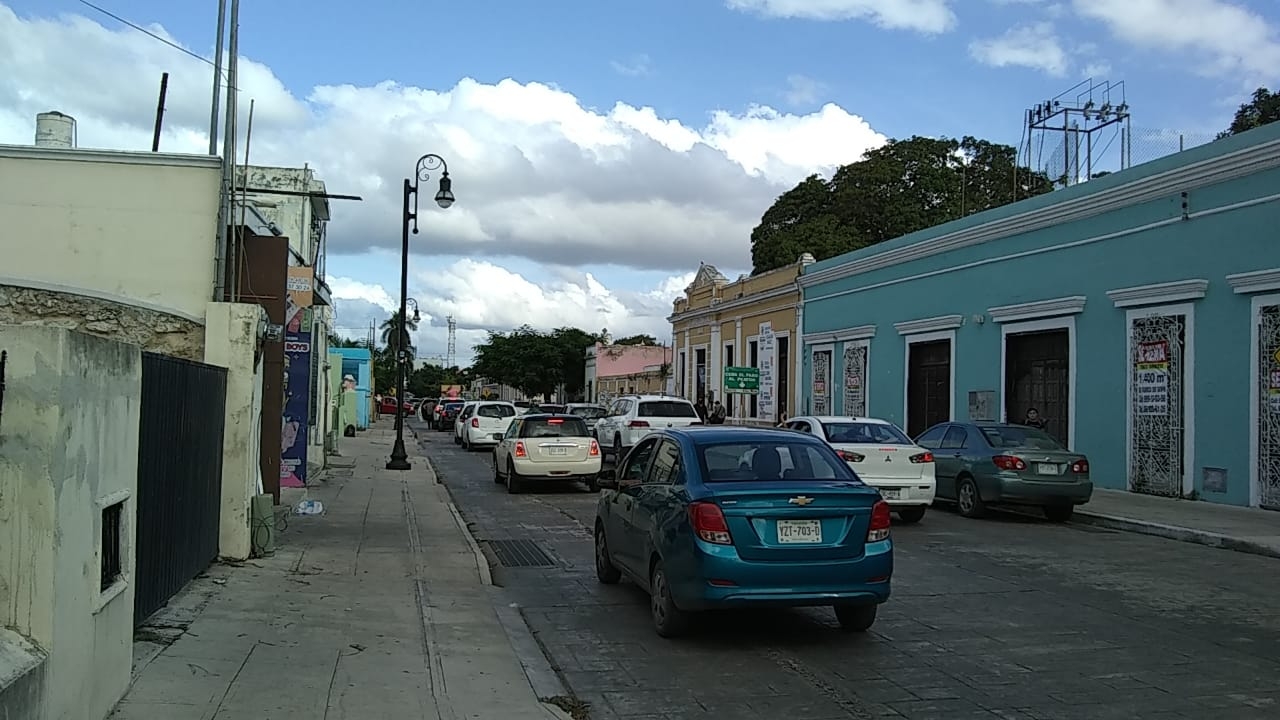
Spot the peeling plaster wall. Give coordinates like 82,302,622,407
0,285,204,361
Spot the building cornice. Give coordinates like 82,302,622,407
894,314,963,336
802,324,876,346
667,284,798,324
0,144,222,169
798,135,1280,290
1106,279,1208,308
1225,268,1280,295
987,296,1087,323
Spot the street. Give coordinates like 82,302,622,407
414,423,1280,720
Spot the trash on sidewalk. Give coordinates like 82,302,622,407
294,499,325,515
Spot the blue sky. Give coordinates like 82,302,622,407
2,0,1277,362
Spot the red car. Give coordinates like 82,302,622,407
378,396,414,415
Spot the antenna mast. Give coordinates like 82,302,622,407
446,315,457,368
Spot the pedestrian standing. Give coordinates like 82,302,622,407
709,399,727,425
1023,407,1047,430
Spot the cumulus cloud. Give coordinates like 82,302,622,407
724,0,958,33
969,22,1070,76
0,3,886,366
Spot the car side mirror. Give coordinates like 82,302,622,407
596,468,617,489
493,433,504,442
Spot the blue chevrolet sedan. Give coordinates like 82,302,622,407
593,426,893,638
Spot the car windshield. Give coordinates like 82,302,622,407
698,441,855,483
822,421,912,445
982,426,1065,450
569,405,608,419
520,416,590,438
638,401,698,418
477,404,515,419
540,404,567,414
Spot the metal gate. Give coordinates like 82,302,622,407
907,340,951,438
1004,330,1070,447
842,344,867,417
1259,304,1280,510
811,348,832,415
134,352,228,626
1128,313,1186,498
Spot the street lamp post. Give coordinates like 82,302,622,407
387,154,455,471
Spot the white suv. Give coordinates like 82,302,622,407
457,401,518,450
594,394,701,460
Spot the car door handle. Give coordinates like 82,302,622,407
952,452,962,457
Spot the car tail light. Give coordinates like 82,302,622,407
993,455,1027,471
1071,459,1089,474
471,417,480,428
628,420,650,428
909,451,934,464
837,450,864,463
866,500,891,542
514,441,527,458
589,439,600,457
688,502,732,545
548,418,564,424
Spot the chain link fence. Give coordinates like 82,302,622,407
1030,126,1220,185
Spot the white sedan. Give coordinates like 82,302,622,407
492,413,602,494
783,415,936,523
458,401,518,450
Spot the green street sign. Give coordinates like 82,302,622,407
723,365,760,394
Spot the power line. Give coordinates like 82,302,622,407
76,0,215,67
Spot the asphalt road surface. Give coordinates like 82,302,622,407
414,423,1280,720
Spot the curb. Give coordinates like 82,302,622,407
490,594,575,710
1071,510,1280,560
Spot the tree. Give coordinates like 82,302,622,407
1217,87,1279,139
379,310,418,361
471,325,604,400
749,135,1052,274
328,333,367,348
614,334,658,346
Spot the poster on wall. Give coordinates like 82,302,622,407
758,322,776,421
282,307,313,488
1270,369,1280,414
1134,340,1169,416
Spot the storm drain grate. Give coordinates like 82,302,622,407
487,539,556,568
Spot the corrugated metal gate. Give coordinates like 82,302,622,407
134,352,228,626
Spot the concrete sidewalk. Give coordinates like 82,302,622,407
1073,488,1280,559
111,426,569,720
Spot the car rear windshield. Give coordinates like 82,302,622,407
443,402,464,411
520,416,590,438
477,404,515,419
698,441,855,483
638,401,698,418
982,426,1064,450
569,406,607,419
822,422,912,445
540,405,567,414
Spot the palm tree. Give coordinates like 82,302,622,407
380,310,418,360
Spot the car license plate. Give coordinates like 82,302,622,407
548,446,568,456
777,519,822,544
1037,463,1059,475
880,488,903,500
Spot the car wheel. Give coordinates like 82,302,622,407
453,433,460,445
649,560,689,638
1043,504,1074,523
896,506,926,524
613,434,623,462
956,476,987,519
594,525,622,584
493,453,504,484
586,475,599,492
834,604,877,633
505,460,523,494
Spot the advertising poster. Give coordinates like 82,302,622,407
1134,340,1170,416
282,307,313,488
757,322,776,421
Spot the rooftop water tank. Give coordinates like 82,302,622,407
34,111,76,149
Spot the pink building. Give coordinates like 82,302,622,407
584,343,673,403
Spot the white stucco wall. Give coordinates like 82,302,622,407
0,146,221,322
0,325,141,720
203,303,266,561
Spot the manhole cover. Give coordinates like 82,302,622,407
487,539,556,568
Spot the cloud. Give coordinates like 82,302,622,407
0,5,888,276
610,54,653,76
724,0,958,33
1071,0,1280,86
783,74,827,105
969,22,1070,76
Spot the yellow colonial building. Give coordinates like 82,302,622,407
668,254,814,424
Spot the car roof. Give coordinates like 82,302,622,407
474,399,513,405
667,426,824,445
800,415,894,425
519,412,583,420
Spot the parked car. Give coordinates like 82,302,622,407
453,402,479,444
492,413,602,493
594,395,702,460
459,401,518,451
593,426,893,638
435,401,465,431
783,415,935,524
378,395,402,415
913,421,1092,522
